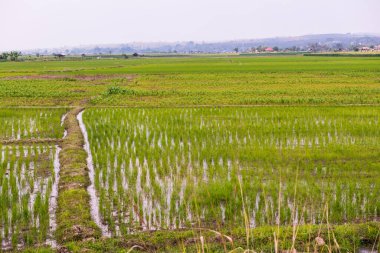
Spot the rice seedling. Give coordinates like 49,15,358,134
0,108,66,140
82,106,380,237
0,108,66,250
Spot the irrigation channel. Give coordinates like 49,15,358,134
45,113,67,247
77,111,110,237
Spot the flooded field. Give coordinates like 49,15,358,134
0,109,66,141
0,144,61,249
0,109,65,250
82,107,380,236
78,111,111,237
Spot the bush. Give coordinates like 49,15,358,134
106,86,136,95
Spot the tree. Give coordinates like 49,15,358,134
309,43,320,52
273,46,279,52
233,48,239,53
0,52,9,60
9,51,21,61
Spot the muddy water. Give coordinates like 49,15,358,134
77,111,110,237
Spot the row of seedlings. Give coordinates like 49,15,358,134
83,107,380,236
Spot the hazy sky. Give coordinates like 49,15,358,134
1,0,379,51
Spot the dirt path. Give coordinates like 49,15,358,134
56,107,101,243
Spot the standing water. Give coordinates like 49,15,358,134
61,113,68,138
46,146,61,248
77,111,110,237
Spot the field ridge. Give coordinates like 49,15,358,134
56,107,101,244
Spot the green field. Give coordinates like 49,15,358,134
0,56,379,252
1,56,379,106
0,109,66,140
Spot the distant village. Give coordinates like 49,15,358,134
244,44,380,54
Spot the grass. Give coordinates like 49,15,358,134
56,108,101,243
65,222,380,252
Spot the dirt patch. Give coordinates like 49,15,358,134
4,74,137,82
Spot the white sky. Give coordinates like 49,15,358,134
1,0,379,51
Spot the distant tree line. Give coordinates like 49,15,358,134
0,51,22,61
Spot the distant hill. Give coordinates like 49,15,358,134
22,33,380,55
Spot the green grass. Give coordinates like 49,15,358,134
65,222,380,252
1,56,379,74
56,108,101,243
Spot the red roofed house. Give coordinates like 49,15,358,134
265,47,274,52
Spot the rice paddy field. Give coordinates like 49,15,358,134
82,107,380,236
0,55,379,252
0,109,66,141
0,144,60,249
0,109,65,251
